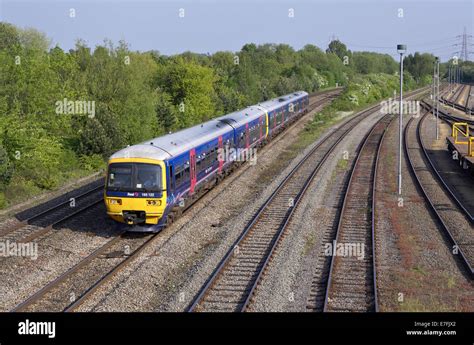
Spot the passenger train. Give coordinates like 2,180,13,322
105,91,309,230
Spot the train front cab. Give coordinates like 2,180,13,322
104,158,167,225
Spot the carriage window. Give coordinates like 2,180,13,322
175,171,180,186
136,164,162,192
207,149,214,164
175,167,183,186
108,164,133,190
108,163,161,192
197,157,202,172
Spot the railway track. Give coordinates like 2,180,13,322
445,84,463,106
442,84,474,115
12,231,156,312
460,84,470,110
305,88,341,115
453,84,465,105
322,114,392,312
0,184,104,242
404,111,474,276
419,102,474,222
421,101,474,133
186,95,403,312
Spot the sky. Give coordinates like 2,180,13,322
0,0,472,61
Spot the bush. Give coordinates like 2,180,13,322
311,72,422,127
2,119,63,190
79,154,105,171
4,177,42,205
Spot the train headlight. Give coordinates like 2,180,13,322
147,200,161,206
109,199,122,205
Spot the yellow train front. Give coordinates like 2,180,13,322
105,149,168,227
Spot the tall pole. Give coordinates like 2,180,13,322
433,61,436,105
449,66,452,97
449,66,451,96
435,57,439,140
431,63,436,101
397,44,406,196
452,65,454,93
452,66,454,92
452,65,454,94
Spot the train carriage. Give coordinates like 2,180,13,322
259,91,309,137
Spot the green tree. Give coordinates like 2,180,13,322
0,22,20,51
155,57,217,127
404,53,436,83
326,40,350,61
18,27,51,51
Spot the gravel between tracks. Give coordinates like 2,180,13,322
247,108,385,311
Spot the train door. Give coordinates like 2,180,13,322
259,116,263,140
218,136,223,173
190,149,196,194
169,165,174,191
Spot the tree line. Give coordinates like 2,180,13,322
0,23,435,208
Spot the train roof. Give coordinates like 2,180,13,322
215,105,266,128
109,119,233,161
214,90,308,127
258,91,308,112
